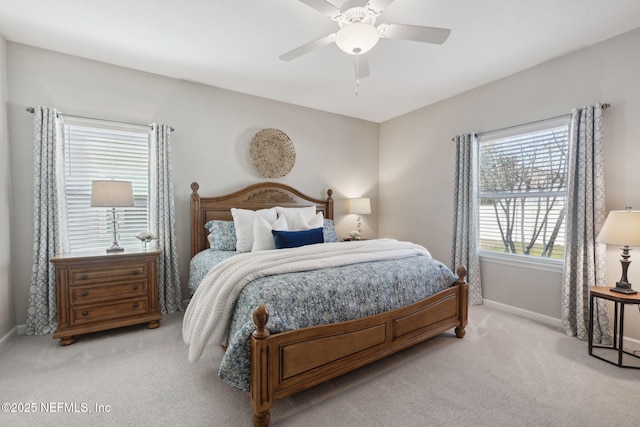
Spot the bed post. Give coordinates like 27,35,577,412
326,189,334,220
190,182,201,259
455,265,468,338
251,305,272,427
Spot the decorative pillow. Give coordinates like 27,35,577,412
272,227,324,249
306,212,324,228
252,215,288,252
275,206,317,230
204,220,237,251
287,211,324,231
323,219,339,243
231,207,277,253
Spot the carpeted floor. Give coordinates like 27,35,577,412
1,305,639,427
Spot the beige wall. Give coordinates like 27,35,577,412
6,43,379,326
379,28,640,339
0,35,15,341
6,29,640,341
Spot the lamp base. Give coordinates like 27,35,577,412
610,286,638,295
107,245,125,253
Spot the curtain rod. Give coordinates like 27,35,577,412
26,107,174,132
451,103,610,142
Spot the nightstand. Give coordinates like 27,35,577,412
589,286,640,368
51,248,162,346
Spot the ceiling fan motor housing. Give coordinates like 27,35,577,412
334,7,380,55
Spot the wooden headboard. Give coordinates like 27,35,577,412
190,182,334,257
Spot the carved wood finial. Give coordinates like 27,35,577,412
327,189,333,199
456,265,467,285
252,305,270,339
191,182,200,197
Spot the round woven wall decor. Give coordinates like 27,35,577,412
249,128,296,178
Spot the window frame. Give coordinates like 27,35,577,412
476,116,570,269
60,116,152,253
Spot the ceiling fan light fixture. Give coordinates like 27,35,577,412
335,22,380,55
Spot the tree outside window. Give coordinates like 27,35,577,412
478,122,569,260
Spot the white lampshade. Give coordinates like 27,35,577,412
596,209,640,246
91,180,134,208
335,22,380,55
349,198,371,215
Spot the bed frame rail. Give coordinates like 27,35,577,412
250,266,468,427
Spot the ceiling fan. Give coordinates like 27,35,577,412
280,0,451,83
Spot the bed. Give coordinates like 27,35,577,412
184,182,468,427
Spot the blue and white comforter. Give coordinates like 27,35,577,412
187,249,237,294
184,240,457,391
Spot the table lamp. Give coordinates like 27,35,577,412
349,197,371,239
91,180,134,252
596,208,640,294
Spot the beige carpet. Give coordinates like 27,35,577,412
1,305,639,427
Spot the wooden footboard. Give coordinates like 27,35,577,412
250,266,469,427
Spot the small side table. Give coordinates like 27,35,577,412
589,286,640,368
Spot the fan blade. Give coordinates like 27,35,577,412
343,0,370,9
366,0,396,14
378,23,451,45
354,53,370,80
297,0,341,18
279,34,336,61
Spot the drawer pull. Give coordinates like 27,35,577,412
133,303,139,308
82,310,88,316
132,269,139,275
81,291,89,297
81,274,88,280
133,285,139,290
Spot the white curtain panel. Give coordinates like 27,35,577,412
451,133,483,305
27,106,64,335
150,124,183,314
561,104,609,343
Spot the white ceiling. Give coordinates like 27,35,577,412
1,0,639,123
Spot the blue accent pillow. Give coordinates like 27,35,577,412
272,228,324,249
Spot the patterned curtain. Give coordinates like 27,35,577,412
150,124,183,313
561,104,609,343
451,133,482,305
26,107,66,335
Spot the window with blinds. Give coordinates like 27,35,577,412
478,117,570,260
61,117,150,252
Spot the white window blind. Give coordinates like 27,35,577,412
61,117,150,252
477,117,570,260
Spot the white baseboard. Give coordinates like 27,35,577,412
482,298,562,329
482,299,640,352
0,326,18,351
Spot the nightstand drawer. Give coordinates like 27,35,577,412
69,262,148,285
70,280,148,305
71,298,148,325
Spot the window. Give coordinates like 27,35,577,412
61,117,150,252
477,117,570,261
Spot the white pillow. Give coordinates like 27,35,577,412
231,207,277,252
276,206,317,230
291,211,324,230
252,215,288,251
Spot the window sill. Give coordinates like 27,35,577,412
479,251,564,273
